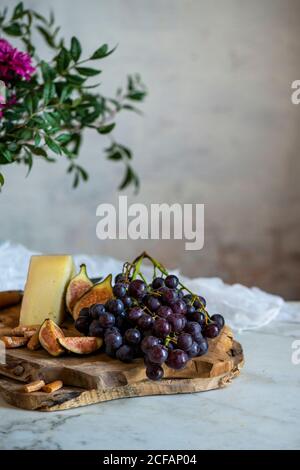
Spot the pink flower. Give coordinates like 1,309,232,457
0,38,35,83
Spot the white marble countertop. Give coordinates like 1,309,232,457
0,317,300,450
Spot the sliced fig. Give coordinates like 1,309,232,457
72,274,113,320
39,319,65,357
66,264,93,314
27,329,41,351
58,336,102,354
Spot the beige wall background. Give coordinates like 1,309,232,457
0,0,300,298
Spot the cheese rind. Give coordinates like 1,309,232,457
19,255,74,326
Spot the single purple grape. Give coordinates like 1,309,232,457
105,298,124,315
113,283,127,298
197,338,209,356
116,344,134,362
124,328,141,345
88,319,104,337
152,277,165,289
98,312,115,329
115,273,126,283
137,313,154,331
188,311,206,325
185,321,202,339
141,335,160,354
147,344,168,364
170,299,187,315
104,326,120,337
165,274,179,289
146,364,164,381
75,317,90,335
177,333,193,352
168,314,186,333
128,279,147,299
89,303,106,320
146,295,161,312
204,323,220,338
128,306,144,323
159,287,178,305
193,295,206,308
211,314,225,329
105,332,123,350
157,305,173,320
187,341,200,358
122,295,133,309
153,318,171,338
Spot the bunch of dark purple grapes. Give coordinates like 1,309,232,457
75,272,225,381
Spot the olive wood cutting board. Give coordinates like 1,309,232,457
0,299,244,412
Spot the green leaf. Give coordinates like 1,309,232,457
3,23,22,36
59,85,73,102
36,26,57,48
0,149,13,163
0,173,4,187
56,47,71,73
32,116,47,129
26,145,47,157
40,61,55,81
18,128,33,140
43,81,56,104
107,151,122,161
119,165,139,191
122,104,142,115
32,11,49,25
24,94,33,115
90,44,117,60
65,74,86,86
12,2,24,20
34,133,41,146
77,165,89,181
75,67,101,77
45,136,61,155
120,144,132,159
43,112,60,127
126,91,146,101
98,123,116,134
70,36,81,62
73,171,79,188
49,10,55,26
32,94,39,113
7,143,18,152
24,148,33,176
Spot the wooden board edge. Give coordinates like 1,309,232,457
0,341,244,412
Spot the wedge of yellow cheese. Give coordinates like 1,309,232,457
19,255,75,326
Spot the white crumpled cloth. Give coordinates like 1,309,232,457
0,241,298,331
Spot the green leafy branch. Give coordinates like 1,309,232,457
0,2,147,190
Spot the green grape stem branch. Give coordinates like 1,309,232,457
126,251,212,324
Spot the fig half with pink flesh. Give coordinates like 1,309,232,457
39,319,65,356
58,336,102,354
66,264,93,314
